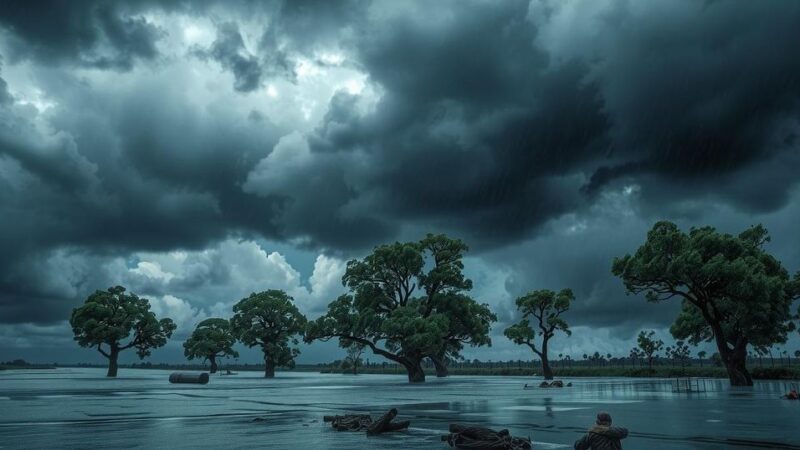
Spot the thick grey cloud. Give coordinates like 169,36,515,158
0,0,163,70
0,0,799,363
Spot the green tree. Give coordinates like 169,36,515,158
428,292,496,377
418,235,496,376
636,330,663,372
613,221,799,386
504,288,573,380
668,340,691,368
70,286,176,377
231,290,307,378
305,234,494,383
341,341,365,375
697,350,707,367
183,318,239,374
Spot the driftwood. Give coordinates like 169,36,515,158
442,424,532,450
367,408,410,434
531,380,571,388
324,409,409,434
168,372,209,384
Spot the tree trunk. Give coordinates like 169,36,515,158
264,358,276,378
107,347,119,377
401,357,425,383
723,347,752,386
209,356,218,374
541,339,553,380
430,354,449,377
708,320,753,386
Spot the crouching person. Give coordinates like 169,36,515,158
574,412,628,450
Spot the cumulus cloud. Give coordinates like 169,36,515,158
126,239,347,320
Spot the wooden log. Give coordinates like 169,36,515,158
366,408,398,435
168,372,209,384
383,420,410,432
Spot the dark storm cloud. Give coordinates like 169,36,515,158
1,0,800,334
0,74,10,105
576,1,800,207
278,1,610,249
196,22,266,93
0,66,285,323
281,0,800,249
0,0,162,70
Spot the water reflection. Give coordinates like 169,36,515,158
0,369,798,449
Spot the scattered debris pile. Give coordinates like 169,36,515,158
539,380,571,388
442,424,532,450
523,380,572,389
323,408,410,435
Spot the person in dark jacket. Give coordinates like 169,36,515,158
574,411,628,450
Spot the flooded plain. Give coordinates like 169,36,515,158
1,368,799,449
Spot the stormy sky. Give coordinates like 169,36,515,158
1,0,799,365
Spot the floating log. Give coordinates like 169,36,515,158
443,423,531,450
367,408,409,435
169,372,210,384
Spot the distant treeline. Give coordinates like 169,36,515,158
0,359,55,370
323,354,800,372
319,364,800,380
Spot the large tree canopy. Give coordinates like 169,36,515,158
70,286,176,377
612,221,799,386
305,234,495,382
504,288,573,380
230,290,307,378
183,318,239,374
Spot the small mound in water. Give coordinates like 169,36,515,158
442,424,532,450
323,408,410,434
523,380,572,389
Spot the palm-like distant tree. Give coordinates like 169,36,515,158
697,351,707,367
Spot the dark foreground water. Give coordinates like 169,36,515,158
1,368,799,449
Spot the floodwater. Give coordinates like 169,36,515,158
1,368,799,449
